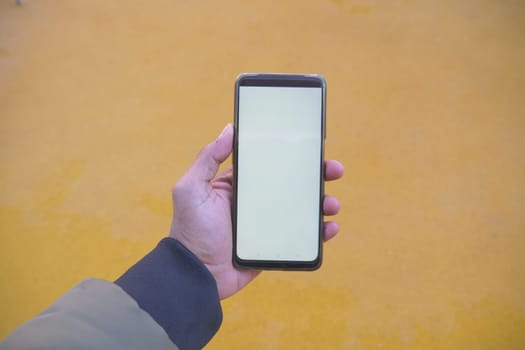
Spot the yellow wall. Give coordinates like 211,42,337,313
1,1,524,348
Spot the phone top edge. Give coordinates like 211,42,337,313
236,73,326,88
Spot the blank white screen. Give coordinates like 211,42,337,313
236,86,323,261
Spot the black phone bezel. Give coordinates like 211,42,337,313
232,73,326,271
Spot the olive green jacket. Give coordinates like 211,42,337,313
1,279,178,350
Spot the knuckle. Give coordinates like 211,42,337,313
172,180,189,198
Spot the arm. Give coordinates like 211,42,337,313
1,124,343,350
0,239,221,350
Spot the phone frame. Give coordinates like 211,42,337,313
232,73,326,270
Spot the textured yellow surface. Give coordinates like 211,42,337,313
1,0,524,348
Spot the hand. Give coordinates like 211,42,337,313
169,124,344,299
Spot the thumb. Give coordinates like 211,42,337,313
189,123,233,183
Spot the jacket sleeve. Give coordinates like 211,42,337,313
0,238,222,350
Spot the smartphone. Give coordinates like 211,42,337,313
232,73,326,270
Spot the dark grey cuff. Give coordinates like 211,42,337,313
115,237,222,350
